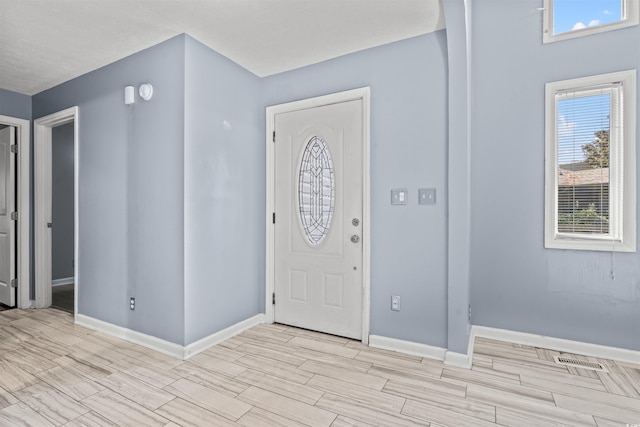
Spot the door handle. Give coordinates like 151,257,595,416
350,235,360,243
47,223,53,228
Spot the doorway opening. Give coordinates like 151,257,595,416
34,107,79,315
50,122,75,313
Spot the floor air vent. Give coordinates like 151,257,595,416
553,356,608,372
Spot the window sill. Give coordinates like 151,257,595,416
545,235,636,252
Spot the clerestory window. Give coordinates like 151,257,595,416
543,0,639,43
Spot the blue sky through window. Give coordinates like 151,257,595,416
557,93,610,165
554,0,623,34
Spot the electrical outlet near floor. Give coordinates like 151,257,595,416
391,295,400,311
130,297,135,310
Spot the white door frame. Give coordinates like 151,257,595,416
0,115,30,309
34,107,79,315
265,87,371,344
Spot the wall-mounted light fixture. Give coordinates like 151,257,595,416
139,83,153,101
124,83,154,105
124,86,135,105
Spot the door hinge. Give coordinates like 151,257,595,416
272,292,275,305
273,131,276,143
272,212,275,224
10,144,18,154
10,278,17,288
10,212,17,221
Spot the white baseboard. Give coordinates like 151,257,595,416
369,326,639,370
74,314,640,367
52,277,74,287
184,314,265,359
75,313,264,360
369,335,447,361
444,350,471,369
470,325,640,366
75,314,184,359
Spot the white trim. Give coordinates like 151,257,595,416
183,314,265,359
445,325,476,369
444,351,472,369
544,70,636,252
52,277,74,287
75,314,184,359
543,0,640,44
0,115,31,309
471,325,640,367
265,87,371,344
76,314,265,360
34,107,79,315
369,326,640,370
369,335,447,361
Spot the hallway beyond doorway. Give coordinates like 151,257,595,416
52,283,74,313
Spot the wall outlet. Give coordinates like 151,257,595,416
391,295,401,311
130,297,135,311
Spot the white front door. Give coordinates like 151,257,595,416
274,99,363,339
0,126,16,307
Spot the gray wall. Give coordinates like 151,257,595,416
262,32,450,348
30,31,450,348
183,36,263,344
33,35,187,345
442,0,472,354
0,88,31,120
26,2,639,354
52,122,74,280
469,0,640,350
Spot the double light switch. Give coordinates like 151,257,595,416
391,188,436,205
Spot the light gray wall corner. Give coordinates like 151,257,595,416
32,34,188,345
0,88,32,120
51,123,75,280
470,1,640,351
262,32,449,348
183,35,263,345
442,0,472,354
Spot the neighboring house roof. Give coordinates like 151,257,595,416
558,166,609,186
559,161,591,171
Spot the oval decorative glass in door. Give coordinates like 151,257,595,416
298,136,335,246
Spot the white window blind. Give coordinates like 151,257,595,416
555,84,620,237
545,70,636,252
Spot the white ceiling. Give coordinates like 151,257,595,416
0,0,445,96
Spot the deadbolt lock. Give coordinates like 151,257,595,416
352,218,360,227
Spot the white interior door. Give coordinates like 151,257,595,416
0,126,16,307
274,100,363,339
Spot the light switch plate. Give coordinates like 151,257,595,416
418,188,436,205
391,188,408,205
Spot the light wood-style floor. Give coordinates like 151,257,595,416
0,309,638,426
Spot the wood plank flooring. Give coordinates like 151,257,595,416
0,309,638,426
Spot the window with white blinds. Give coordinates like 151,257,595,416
545,71,636,252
